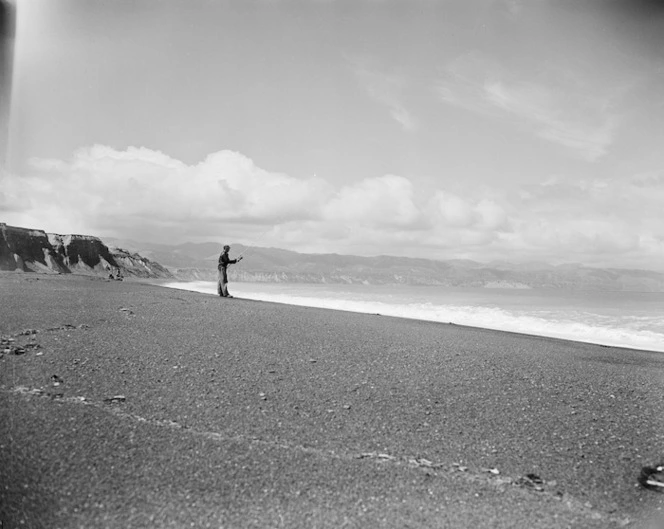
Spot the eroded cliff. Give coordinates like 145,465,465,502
0,223,174,279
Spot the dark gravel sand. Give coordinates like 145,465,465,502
1,273,663,528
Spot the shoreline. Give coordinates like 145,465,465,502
156,277,664,356
2,273,663,528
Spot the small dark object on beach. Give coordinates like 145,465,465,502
51,374,64,385
12,345,26,355
19,329,38,335
516,474,545,491
104,395,126,403
639,465,664,492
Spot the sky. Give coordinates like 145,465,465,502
2,0,664,270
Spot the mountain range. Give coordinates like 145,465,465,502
103,237,664,292
4,222,662,291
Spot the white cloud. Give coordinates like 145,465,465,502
350,58,418,132
193,150,332,221
323,174,421,228
435,53,500,117
436,52,618,161
3,145,663,269
429,191,475,227
476,199,509,230
0,145,510,254
427,191,509,231
483,81,614,161
520,218,639,255
3,145,334,240
508,173,664,267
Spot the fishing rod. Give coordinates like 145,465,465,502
234,220,282,261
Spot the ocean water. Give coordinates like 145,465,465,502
161,281,664,353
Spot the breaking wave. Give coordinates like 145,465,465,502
161,281,664,353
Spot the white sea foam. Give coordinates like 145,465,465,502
161,281,664,353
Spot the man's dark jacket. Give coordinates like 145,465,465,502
218,252,237,270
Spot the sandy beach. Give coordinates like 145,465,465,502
1,273,663,528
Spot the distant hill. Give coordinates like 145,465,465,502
103,237,664,291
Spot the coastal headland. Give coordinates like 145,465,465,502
1,273,663,528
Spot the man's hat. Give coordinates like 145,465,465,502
223,245,230,250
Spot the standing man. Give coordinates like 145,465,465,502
218,245,243,298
